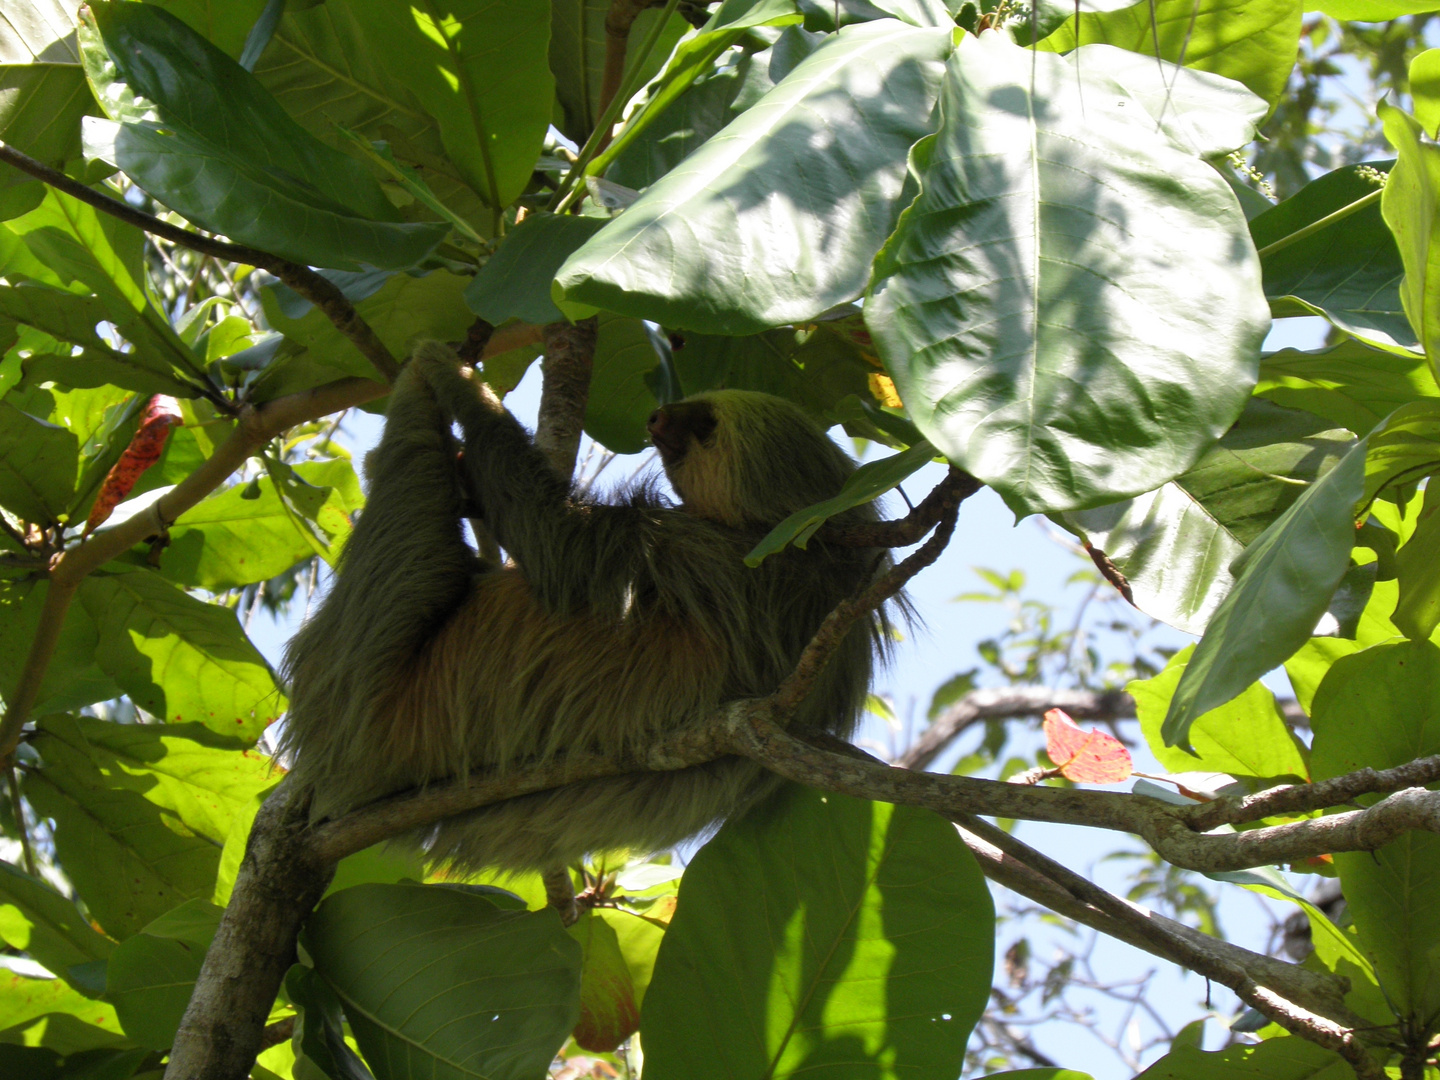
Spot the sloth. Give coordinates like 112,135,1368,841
280,342,895,871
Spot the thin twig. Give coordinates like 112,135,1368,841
822,467,981,547
774,500,961,716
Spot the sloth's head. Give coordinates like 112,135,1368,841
647,390,857,528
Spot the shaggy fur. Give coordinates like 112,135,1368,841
280,342,893,871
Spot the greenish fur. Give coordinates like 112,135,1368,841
281,342,897,871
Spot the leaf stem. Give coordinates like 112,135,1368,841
549,0,682,214
7,765,35,876
1256,188,1383,261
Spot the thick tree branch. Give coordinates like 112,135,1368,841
167,784,335,1080
1189,753,1440,831
598,0,657,124
0,141,400,380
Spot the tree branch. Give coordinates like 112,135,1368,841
0,141,400,381
534,317,599,476
774,498,962,716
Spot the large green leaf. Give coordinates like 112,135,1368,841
2,191,203,386
260,269,474,380
105,899,222,1051
23,715,264,937
78,566,285,740
867,37,1270,516
1254,162,1414,356
157,459,361,591
0,863,114,985
1380,103,1440,375
1393,481,1440,638
1129,646,1307,780
1256,339,1438,437
1065,399,1354,634
549,0,690,145
335,0,553,213
304,883,581,1080
1161,433,1369,748
589,0,806,178
1310,640,1440,1022
556,21,952,334
83,2,447,270
642,785,993,1080
1035,0,1302,109
1317,0,1440,21
0,3,99,220
0,580,119,716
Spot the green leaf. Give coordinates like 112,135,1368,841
285,965,374,1080
105,899,222,1052
1310,639,1440,1021
0,863,114,985
83,2,447,270
1256,339,1438,437
549,0,691,145
588,0,806,178
867,37,1269,517
1253,162,1414,356
24,714,271,936
1161,433,1368,749
0,579,120,716
978,1072,1093,1080
465,214,609,326
0,23,98,220
569,908,664,1053
641,785,993,1079
260,269,474,381
557,21,953,334
1315,0,1440,20
1133,1034,1351,1079
0,973,125,1053
1393,479,1440,639
1066,400,1354,634
3,190,205,383
0,400,76,524
605,30,819,192
1035,0,1302,109
78,566,284,740
1129,646,1307,780
303,883,581,1080
1412,48,1440,138
746,440,934,565
158,460,361,591
1381,103,1440,376
584,314,664,454
336,0,553,212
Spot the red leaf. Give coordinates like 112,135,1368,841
83,395,182,535
1043,708,1132,785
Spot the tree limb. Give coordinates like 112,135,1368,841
822,467,981,548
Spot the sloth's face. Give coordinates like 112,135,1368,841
647,399,718,470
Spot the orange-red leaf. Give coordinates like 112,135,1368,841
83,395,182,535
1043,708,1132,785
